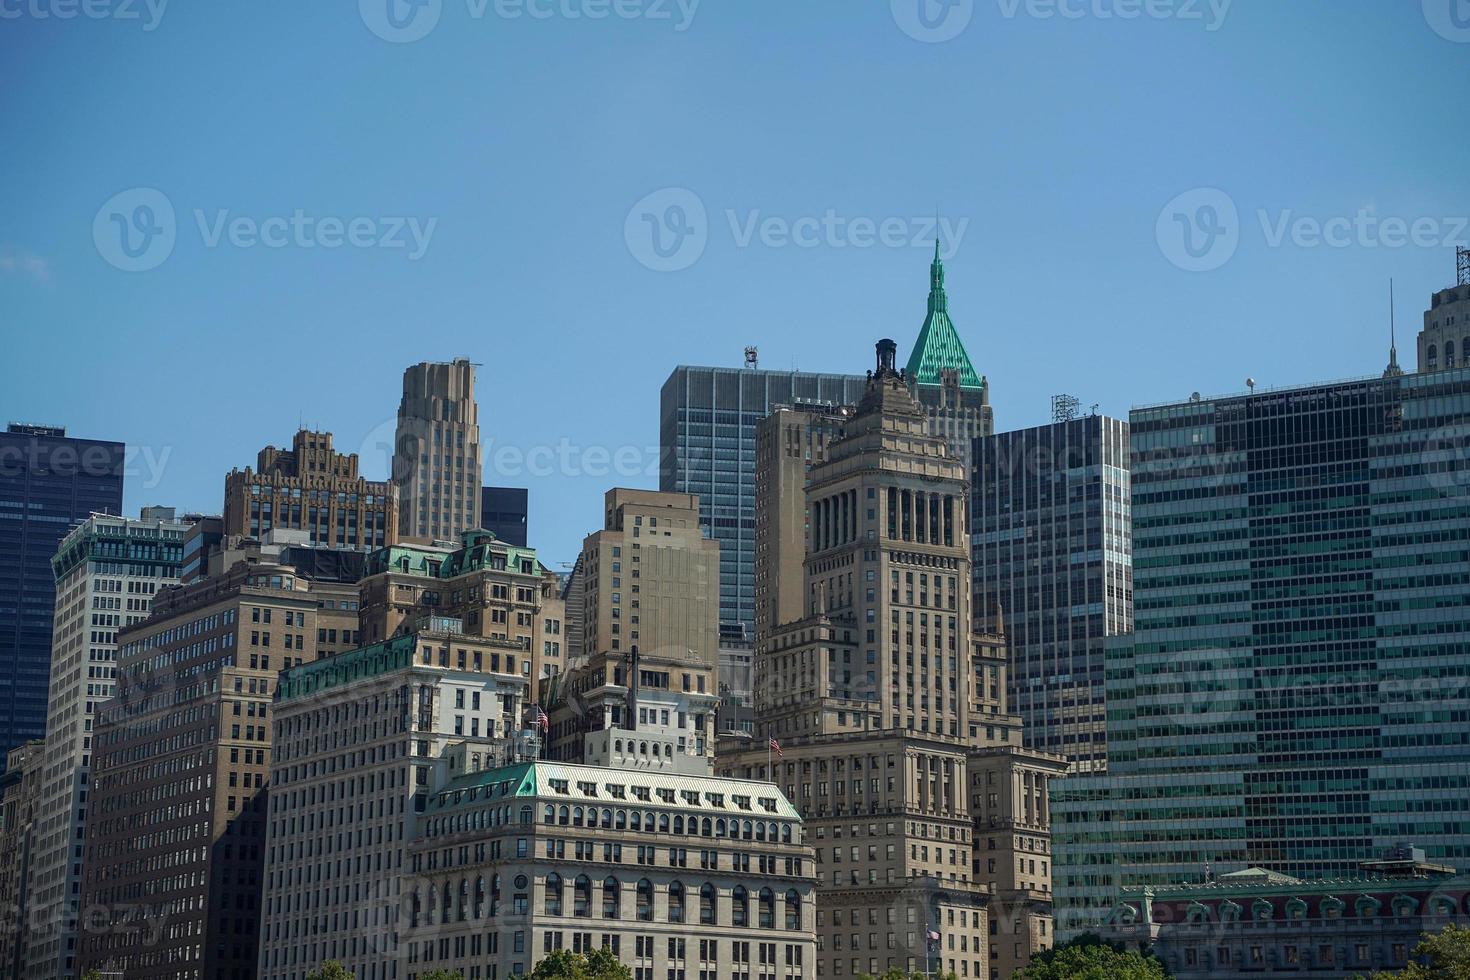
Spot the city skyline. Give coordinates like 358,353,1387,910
4,2,1467,570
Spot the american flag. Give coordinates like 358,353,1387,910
769,737,782,758
535,706,549,732
927,929,940,942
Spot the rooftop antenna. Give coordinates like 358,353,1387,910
1384,279,1404,378
744,346,758,370
1246,377,1256,393
1459,245,1470,287
1051,394,1080,423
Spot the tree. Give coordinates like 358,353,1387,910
529,948,635,980
306,963,356,980
1015,933,1171,980
859,969,959,980
418,971,466,980
1360,923,1470,979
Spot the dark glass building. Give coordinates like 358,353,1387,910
1054,366,1470,933
660,366,868,630
479,485,528,547
0,423,123,760
971,414,1132,773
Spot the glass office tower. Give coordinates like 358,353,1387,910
660,367,868,630
1054,367,1470,933
971,414,1132,773
0,423,123,761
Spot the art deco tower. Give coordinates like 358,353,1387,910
394,359,481,541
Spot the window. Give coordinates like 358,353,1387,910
545,874,563,917
669,882,686,924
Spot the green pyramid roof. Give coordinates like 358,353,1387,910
905,241,983,390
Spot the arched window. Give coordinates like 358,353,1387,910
574,875,592,917
701,817,712,837
1429,344,1439,368
755,822,767,842
669,882,686,924
700,883,716,925
558,805,570,826
410,889,421,928
602,807,613,827
545,873,564,917
491,873,502,916
785,889,800,930
543,804,555,824
458,879,469,921
602,876,620,918
659,814,670,833
474,877,485,919
1449,340,1458,367
441,882,452,924
732,885,748,927
781,823,792,844
630,811,642,832
637,878,654,922
573,806,584,827
520,805,532,824
758,887,775,928
616,810,627,830
673,815,684,834
716,818,727,837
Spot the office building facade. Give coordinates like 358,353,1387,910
1054,365,1470,935
223,428,396,551
259,627,534,980
395,359,482,542
0,423,124,760
660,367,868,632
1415,246,1470,373
970,415,1131,772
0,740,44,977
27,508,194,979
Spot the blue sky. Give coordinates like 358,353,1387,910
2,0,1467,565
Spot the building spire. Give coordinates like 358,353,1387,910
929,235,947,315
1384,278,1404,378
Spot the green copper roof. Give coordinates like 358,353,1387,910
905,240,983,390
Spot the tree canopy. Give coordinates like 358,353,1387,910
529,948,635,980
1015,933,1171,980
858,969,959,980
1360,924,1470,980
305,963,356,980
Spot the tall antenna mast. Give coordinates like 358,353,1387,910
1459,245,1470,287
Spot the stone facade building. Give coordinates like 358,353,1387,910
223,429,396,552
403,761,817,980
79,558,338,980
0,740,45,978
395,359,482,542
719,341,1064,980
1416,246,1470,372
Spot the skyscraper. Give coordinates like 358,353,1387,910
718,341,1065,980
971,415,1132,772
395,359,482,541
660,367,868,632
906,241,993,470
0,423,123,761
480,485,529,546
27,507,194,979
1416,246,1470,373
223,428,397,551
1053,364,1470,934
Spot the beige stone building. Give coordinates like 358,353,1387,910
1416,247,1470,372
223,428,397,551
754,405,852,647
79,558,338,980
395,359,482,541
403,761,817,980
546,490,720,774
356,532,566,684
719,340,1065,980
